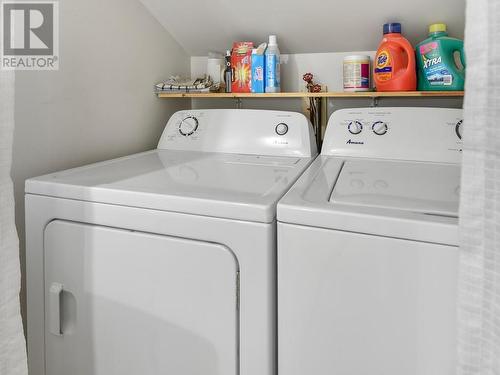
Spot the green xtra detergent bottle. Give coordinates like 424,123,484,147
416,23,466,90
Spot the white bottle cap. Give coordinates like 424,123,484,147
344,55,370,62
268,35,277,46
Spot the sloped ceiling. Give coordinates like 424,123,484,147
139,0,465,56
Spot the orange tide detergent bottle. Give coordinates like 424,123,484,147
374,23,417,91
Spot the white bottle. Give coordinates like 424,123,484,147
265,35,281,93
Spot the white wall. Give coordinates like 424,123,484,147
12,0,190,324
140,0,465,55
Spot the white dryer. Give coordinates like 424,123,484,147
278,107,462,375
25,109,317,375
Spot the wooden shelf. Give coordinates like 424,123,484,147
157,91,464,99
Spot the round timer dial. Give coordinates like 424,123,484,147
179,116,199,136
372,121,388,135
348,121,363,135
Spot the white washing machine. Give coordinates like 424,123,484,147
25,109,317,375
278,107,462,375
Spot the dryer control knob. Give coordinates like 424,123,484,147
275,123,289,136
179,116,199,136
372,121,388,135
348,121,363,135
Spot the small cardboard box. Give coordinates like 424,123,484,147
251,53,265,93
231,42,253,93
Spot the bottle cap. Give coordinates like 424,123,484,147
429,23,447,33
256,42,267,54
383,23,402,34
268,35,277,46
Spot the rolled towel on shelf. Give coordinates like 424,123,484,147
155,75,213,93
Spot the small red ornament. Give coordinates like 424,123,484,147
312,84,322,93
303,73,314,83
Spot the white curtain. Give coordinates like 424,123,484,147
0,71,28,374
458,0,500,374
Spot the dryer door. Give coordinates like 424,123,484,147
44,220,239,375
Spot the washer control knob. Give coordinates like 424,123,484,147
372,121,388,135
455,120,463,140
348,121,363,135
275,123,289,136
179,116,199,136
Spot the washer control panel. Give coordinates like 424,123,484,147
157,109,317,157
322,107,463,163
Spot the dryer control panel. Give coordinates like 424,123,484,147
322,107,463,163
158,109,317,158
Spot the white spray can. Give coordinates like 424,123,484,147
265,35,281,93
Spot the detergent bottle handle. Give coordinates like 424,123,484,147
401,40,416,72
448,39,466,71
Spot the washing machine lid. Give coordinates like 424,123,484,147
26,149,314,223
329,159,459,217
277,156,460,245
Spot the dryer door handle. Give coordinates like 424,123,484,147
49,282,63,336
